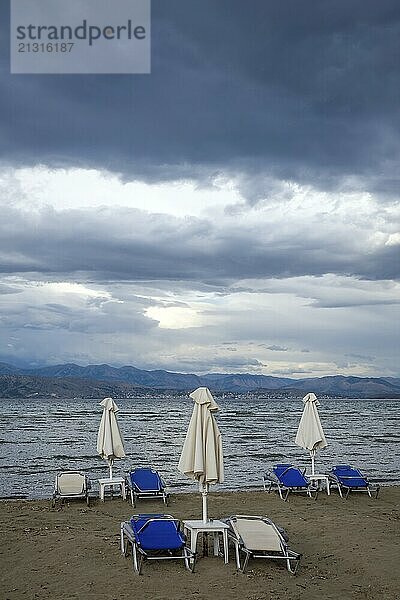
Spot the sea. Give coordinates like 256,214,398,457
0,396,399,499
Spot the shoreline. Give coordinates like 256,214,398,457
1,480,398,503
1,480,398,502
1,487,399,599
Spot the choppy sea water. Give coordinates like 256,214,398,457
0,396,399,499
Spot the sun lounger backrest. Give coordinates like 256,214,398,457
333,466,361,477
130,468,162,492
273,464,293,478
278,467,308,487
334,465,352,470
57,472,85,495
231,518,283,552
130,513,168,528
332,466,367,487
130,516,183,551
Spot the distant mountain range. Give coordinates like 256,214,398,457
0,362,399,399
0,374,147,400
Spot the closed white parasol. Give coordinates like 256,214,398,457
96,397,126,478
295,392,327,475
178,387,224,523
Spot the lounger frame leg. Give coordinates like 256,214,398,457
120,523,125,555
263,477,272,493
131,544,141,574
234,542,241,570
130,489,136,507
287,558,300,574
183,547,196,573
241,550,251,573
285,550,301,574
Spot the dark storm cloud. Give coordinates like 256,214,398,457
266,345,289,352
0,204,398,283
178,356,266,371
347,353,375,361
1,1,400,194
312,296,400,308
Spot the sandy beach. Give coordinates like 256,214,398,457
1,486,399,600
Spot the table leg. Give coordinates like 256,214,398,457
191,531,198,566
100,484,105,502
326,477,330,496
213,532,219,556
184,528,198,565
223,529,229,564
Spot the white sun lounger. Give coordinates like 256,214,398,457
52,471,91,507
225,515,301,574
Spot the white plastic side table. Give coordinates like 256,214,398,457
98,477,126,501
307,474,330,495
183,519,229,564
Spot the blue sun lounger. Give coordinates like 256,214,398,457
328,465,380,499
120,514,196,574
263,464,319,501
125,468,169,507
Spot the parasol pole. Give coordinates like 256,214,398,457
201,482,209,523
310,449,316,475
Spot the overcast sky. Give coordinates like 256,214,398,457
0,1,399,377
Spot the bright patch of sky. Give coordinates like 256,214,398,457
5,166,238,218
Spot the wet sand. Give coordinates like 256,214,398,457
0,487,399,600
